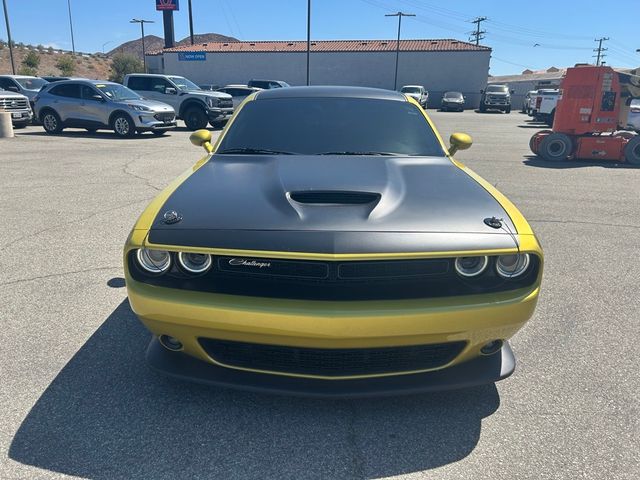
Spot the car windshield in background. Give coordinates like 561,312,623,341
444,92,463,99
96,83,141,101
486,85,508,93
16,77,48,90
169,76,201,91
401,87,421,93
217,97,444,157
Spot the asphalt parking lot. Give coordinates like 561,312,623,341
1,111,639,480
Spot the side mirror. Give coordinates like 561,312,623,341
91,94,104,102
448,132,473,156
165,87,177,95
189,129,214,153
480,89,484,94
510,89,515,94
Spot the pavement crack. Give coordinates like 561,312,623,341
0,266,120,287
122,155,162,191
346,402,365,480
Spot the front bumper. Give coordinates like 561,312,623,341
147,336,516,398
207,107,234,122
133,112,177,131
9,110,32,124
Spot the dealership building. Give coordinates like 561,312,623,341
146,39,491,107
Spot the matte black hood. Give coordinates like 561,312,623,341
148,155,519,254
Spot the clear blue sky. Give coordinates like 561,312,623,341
1,0,638,75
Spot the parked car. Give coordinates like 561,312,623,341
124,74,233,130
522,90,536,114
0,88,32,128
627,98,640,132
400,85,429,108
34,79,176,138
0,75,49,110
532,89,559,126
247,79,290,89
479,84,513,113
440,91,465,112
41,76,72,83
216,85,261,108
124,86,543,396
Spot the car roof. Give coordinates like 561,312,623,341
444,91,463,94
254,86,406,101
0,74,40,79
45,79,118,87
401,85,423,88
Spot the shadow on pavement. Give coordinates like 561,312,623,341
15,130,173,140
523,155,639,169
10,299,500,479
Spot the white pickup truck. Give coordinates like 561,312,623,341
531,89,559,126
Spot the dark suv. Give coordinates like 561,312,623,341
247,79,290,89
479,84,514,113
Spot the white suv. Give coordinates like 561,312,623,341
400,85,429,108
124,74,233,130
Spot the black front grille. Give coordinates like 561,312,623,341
199,338,466,376
219,99,233,108
128,252,540,301
154,112,175,122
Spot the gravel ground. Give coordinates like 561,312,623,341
1,111,638,480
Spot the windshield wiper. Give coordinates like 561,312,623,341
216,147,296,155
316,151,400,156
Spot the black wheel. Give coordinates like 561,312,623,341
85,128,97,134
152,130,167,136
624,136,640,165
112,113,135,138
13,123,28,129
539,132,573,161
183,107,208,130
479,104,486,113
505,106,511,114
41,110,63,134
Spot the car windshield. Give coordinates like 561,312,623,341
169,76,201,91
217,97,445,156
15,77,48,90
401,87,421,93
486,85,508,93
95,83,141,101
444,92,463,99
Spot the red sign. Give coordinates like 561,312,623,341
156,0,179,11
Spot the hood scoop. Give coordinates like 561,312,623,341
289,190,381,205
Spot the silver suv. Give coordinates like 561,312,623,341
34,79,176,137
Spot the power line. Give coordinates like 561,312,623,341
469,16,487,46
593,37,609,66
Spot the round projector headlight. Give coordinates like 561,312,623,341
136,248,171,274
178,252,212,274
496,254,530,278
455,256,488,277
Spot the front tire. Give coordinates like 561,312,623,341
479,104,487,113
41,110,63,134
624,136,640,165
505,106,511,114
183,107,208,130
539,132,573,162
112,113,135,138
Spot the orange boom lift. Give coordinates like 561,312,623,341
530,65,640,164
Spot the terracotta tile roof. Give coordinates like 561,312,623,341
154,39,490,54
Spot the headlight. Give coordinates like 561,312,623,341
206,97,219,108
178,252,213,274
136,248,171,274
496,254,530,278
130,104,151,112
455,256,488,277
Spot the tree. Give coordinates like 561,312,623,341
22,50,40,70
56,55,76,76
109,53,143,83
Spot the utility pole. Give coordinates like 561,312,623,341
306,0,311,85
1,0,15,74
67,0,75,54
385,11,415,91
130,19,154,72
593,37,609,66
188,0,194,45
469,16,487,46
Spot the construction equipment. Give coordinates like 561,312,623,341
530,65,640,164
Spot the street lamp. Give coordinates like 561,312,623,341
2,0,15,74
385,11,415,91
67,0,75,54
130,18,154,72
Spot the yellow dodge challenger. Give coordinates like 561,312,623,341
124,86,543,397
